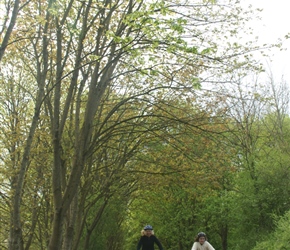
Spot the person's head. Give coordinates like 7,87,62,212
195,232,207,244
141,225,154,237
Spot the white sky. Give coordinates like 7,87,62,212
244,0,290,82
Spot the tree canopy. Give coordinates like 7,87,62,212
1,0,289,250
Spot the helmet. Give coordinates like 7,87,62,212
197,232,206,237
144,225,153,230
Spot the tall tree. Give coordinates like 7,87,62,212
211,73,290,249
0,0,265,249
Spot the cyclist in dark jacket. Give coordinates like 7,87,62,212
137,225,164,250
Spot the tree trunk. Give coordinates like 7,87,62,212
221,225,228,250
63,194,78,250
9,111,43,250
0,0,20,61
83,201,108,249
48,209,64,249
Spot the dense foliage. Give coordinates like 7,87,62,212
1,0,289,249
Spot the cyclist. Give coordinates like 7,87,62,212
191,232,215,250
137,225,164,250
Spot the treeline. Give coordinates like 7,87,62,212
0,0,289,249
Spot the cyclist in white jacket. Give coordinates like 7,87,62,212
191,232,215,250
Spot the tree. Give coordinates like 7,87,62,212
253,210,290,250
209,73,290,249
0,0,265,249
0,0,21,61
122,97,237,250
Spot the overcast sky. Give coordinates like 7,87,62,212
244,0,290,82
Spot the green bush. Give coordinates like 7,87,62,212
253,210,290,250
